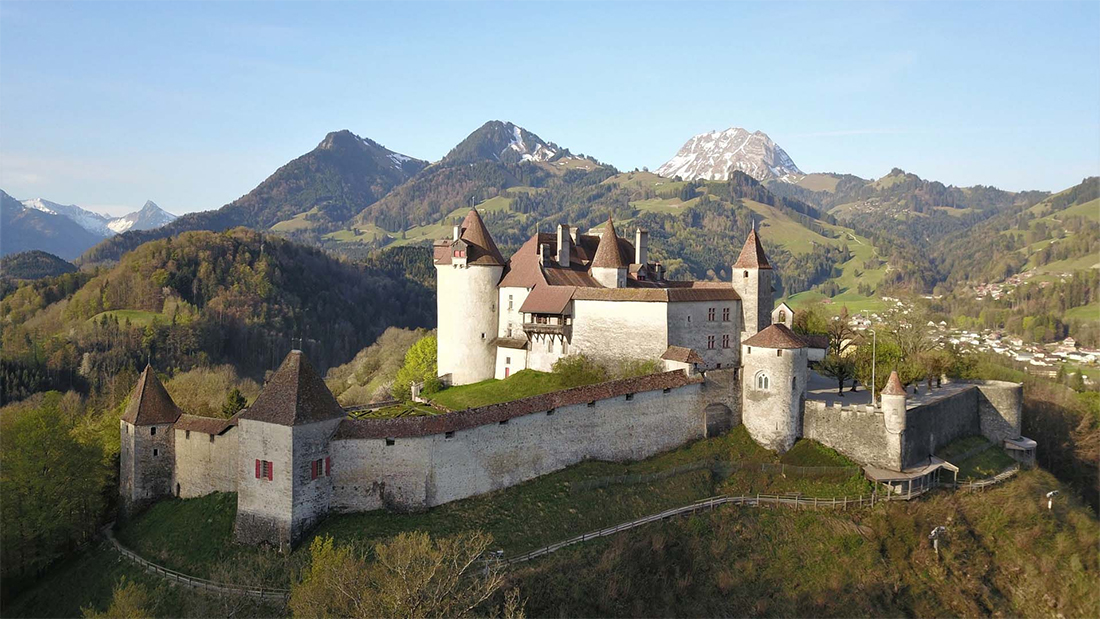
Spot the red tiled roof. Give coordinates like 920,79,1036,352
733,228,771,269
518,285,575,314
498,232,631,289
881,370,907,396
239,351,346,426
174,413,238,436
572,286,739,303
661,346,704,364
591,218,627,269
459,209,506,266
333,370,702,440
120,365,183,426
741,324,807,349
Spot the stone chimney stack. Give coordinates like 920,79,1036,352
635,229,648,265
557,224,571,267
452,224,461,241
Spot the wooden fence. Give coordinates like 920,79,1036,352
572,460,860,493
106,529,289,603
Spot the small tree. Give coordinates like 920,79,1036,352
551,354,609,387
222,388,247,417
817,354,856,396
82,578,151,619
392,334,441,401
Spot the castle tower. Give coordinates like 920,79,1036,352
881,370,908,433
119,365,182,515
731,224,773,339
740,324,807,452
590,217,627,288
234,350,346,549
434,209,505,386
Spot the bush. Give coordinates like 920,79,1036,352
551,355,609,386
392,334,441,401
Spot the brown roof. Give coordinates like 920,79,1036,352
881,370,907,396
572,285,739,303
174,413,238,436
802,334,829,350
519,285,575,314
590,218,627,269
733,228,771,270
333,370,702,440
459,209,506,266
239,351,346,426
120,365,183,425
490,336,528,349
662,346,704,364
741,324,807,349
497,232,630,289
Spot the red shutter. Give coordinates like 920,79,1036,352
311,460,317,480
255,459,261,479
325,457,330,476
267,462,273,481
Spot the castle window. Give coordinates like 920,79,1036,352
547,340,552,353
209,434,215,443
778,309,787,323
587,401,596,408
481,333,485,340
792,377,797,390
150,427,156,436
723,308,730,321
499,419,509,425
506,356,511,364
311,458,328,480
663,388,672,394
755,372,770,390
153,449,158,457
508,295,513,310
747,347,752,354
255,460,273,481
445,431,455,439
708,308,716,321
385,438,395,446
687,315,692,323
722,334,730,348
776,349,783,357
708,335,715,349
626,393,634,401
185,430,191,440
743,270,749,278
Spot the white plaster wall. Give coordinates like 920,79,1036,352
667,300,741,369
494,346,528,379
526,333,568,372
497,286,530,339
571,300,668,362
436,264,502,385
331,383,707,512
235,419,294,542
173,427,238,498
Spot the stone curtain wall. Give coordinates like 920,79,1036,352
571,300,668,363
667,300,741,369
173,427,238,498
975,381,1023,443
900,388,981,469
234,420,296,547
803,402,900,470
330,381,710,513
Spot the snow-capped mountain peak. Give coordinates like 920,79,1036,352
106,201,177,234
656,127,804,183
507,123,557,163
21,197,113,236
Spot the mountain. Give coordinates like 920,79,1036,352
351,120,607,233
1,191,106,260
20,197,114,236
657,128,803,183
77,130,428,265
0,250,77,281
106,201,177,233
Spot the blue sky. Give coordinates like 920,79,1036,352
1,1,1097,216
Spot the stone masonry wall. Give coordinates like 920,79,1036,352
234,420,295,547
571,299,668,363
975,381,1024,443
330,381,710,513
900,388,981,469
122,421,175,513
173,427,238,498
803,402,901,470
289,418,343,545
667,301,740,369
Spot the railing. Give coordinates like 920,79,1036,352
105,529,289,603
951,464,1020,491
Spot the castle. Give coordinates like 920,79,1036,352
120,209,1035,548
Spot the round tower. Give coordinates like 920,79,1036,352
731,224,774,339
740,324,807,452
435,209,504,386
881,370,908,433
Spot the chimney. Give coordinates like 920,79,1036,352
539,243,553,266
635,229,648,265
654,261,664,280
452,225,461,241
557,224,571,267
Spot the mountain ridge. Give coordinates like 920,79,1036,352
657,128,803,183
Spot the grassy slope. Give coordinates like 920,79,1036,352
88,309,165,327
429,369,569,410
510,468,1099,618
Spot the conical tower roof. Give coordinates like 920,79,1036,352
591,217,627,269
240,351,345,426
459,209,505,266
741,323,807,349
733,226,771,269
881,370,907,396
121,365,183,426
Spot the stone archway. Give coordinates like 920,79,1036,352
704,403,734,438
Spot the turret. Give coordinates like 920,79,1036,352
434,209,505,385
740,324,808,452
731,224,773,339
881,370,908,433
119,365,182,515
590,217,627,288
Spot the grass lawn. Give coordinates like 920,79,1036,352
429,369,572,410
88,309,165,327
954,446,1017,481
935,435,992,462
1064,302,1099,322
792,173,841,193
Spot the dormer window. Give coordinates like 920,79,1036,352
454,250,466,258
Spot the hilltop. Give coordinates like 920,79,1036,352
657,127,803,183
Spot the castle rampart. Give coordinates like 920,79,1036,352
172,416,238,499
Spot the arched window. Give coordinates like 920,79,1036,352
778,309,787,323
743,270,749,278
755,371,770,390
